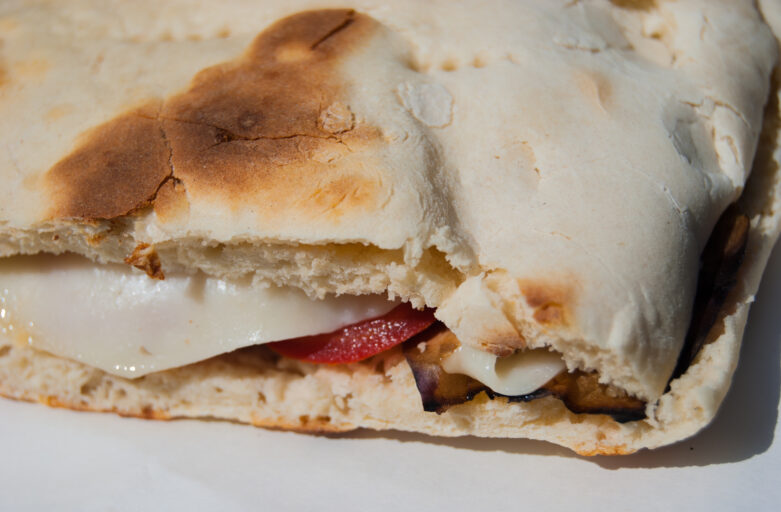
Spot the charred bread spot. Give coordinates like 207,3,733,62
163,9,371,140
45,105,171,220
520,280,575,327
669,206,750,383
161,9,384,216
45,10,385,223
124,242,165,280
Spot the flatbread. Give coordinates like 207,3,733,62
0,0,779,454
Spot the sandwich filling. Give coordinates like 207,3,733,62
2,201,748,422
0,253,567,398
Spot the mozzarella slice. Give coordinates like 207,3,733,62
0,254,397,378
441,344,565,396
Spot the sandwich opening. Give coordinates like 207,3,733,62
0,248,645,423
0,199,748,425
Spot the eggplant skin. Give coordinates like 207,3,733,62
670,208,750,383
402,327,646,422
403,325,487,413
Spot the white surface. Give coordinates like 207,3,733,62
2,243,781,512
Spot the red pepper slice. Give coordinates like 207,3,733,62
267,302,436,364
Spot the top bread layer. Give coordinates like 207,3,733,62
0,0,776,402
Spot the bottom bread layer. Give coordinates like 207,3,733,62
0,339,645,455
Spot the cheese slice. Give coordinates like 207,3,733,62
0,254,397,378
442,344,565,396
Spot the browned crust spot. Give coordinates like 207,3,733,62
0,389,358,433
153,179,190,223
609,0,657,11
252,415,355,434
37,394,171,420
532,302,565,324
480,342,518,358
45,9,384,222
45,106,171,219
160,9,382,216
574,444,636,456
520,280,575,327
6,392,355,433
86,232,107,246
124,242,165,280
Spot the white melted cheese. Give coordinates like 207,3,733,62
0,254,397,378
442,344,566,396
0,254,565,394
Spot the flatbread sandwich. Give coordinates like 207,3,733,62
1,0,780,455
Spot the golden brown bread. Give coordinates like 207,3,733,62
46,10,383,222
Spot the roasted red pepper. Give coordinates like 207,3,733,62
268,302,436,364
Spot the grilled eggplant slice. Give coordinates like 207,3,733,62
403,327,645,422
